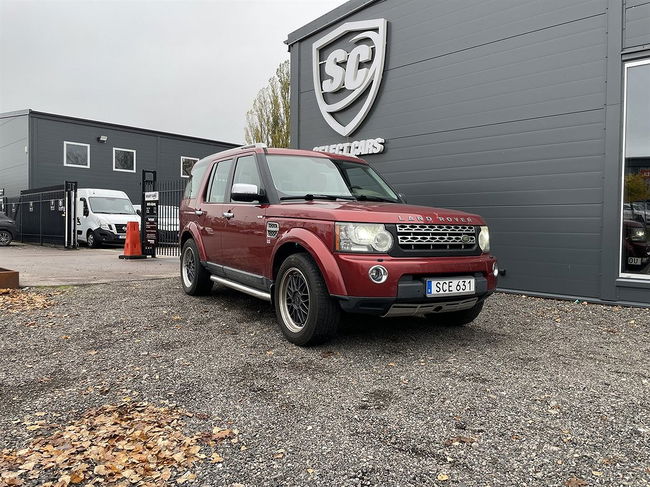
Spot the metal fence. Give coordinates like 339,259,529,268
152,178,185,257
1,183,78,247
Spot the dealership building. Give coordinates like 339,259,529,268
0,109,237,201
287,0,650,305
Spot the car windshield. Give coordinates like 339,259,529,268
266,155,400,202
89,197,136,215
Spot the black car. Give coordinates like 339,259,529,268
0,214,17,246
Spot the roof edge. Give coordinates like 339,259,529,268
285,0,381,47
0,109,31,119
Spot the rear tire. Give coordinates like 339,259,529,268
427,301,484,326
180,239,212,295
274,253,340,346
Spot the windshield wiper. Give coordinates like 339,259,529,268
280,194,356,201
356,195,397,202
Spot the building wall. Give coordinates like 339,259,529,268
291,0,613,299
625,0,650,48
0,112,29,197
29,113,236,202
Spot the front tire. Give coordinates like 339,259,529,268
0,230,12,246
180,239,212,295
427,301,484,326
86,230,99,248
274,253,340,346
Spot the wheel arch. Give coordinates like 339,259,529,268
271,229,347,296
180,223,207,261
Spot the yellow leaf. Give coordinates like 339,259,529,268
211,453,224,463
26,425,41,431
437,473,449,481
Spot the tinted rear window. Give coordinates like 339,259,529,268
183,162,209,199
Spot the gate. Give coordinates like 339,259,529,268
138,171,184,257
1,182,78,248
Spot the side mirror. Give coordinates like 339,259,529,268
398,193,408,204
231,183,263,202
136,209,142,216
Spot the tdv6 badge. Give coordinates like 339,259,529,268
312,19,387,137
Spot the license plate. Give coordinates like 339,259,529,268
118,235,126,239
426,277,475,297
628,257,642,265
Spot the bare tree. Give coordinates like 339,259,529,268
244,60,290,148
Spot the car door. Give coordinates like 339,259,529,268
220,153,269,279
199,159,234,263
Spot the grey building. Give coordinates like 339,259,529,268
0,109,238,201
287,0,650,305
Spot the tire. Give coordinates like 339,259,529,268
427,301,484,326
86,230,99,248
0,230,12,246
274,253,340,346
180,239,212,295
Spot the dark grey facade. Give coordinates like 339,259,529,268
287,0,650,305
0,110,238,201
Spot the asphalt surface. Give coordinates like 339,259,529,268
1,279,649,486
0,244,177,286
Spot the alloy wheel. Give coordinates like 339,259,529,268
0,230,11,246
279,267,311,333
182,246,196,288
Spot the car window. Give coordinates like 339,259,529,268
207,159,233,203
231,155,262,196
183,161,209,199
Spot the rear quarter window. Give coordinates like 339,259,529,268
183,162,209,199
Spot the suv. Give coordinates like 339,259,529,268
179,145,498,345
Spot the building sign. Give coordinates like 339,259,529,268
313,137,385,156
312,18,387,137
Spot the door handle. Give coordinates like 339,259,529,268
194,210,204,216
223,211,234,219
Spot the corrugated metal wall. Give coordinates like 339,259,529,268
0,113,29,197
29,114,236,202
625,0,650,48
291,0,614,298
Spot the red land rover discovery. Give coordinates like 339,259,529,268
179,144,498,346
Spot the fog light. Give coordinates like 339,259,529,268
493,262,499,277
369,265,388,284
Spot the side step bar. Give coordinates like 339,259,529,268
210,275,271,302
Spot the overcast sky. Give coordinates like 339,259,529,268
0,0,346,143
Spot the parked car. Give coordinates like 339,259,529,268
76,189,139,248
179,144,498,346
623,219,650,271
0,213,17,246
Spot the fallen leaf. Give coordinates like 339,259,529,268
210,453,224,463
565,477,588,487
437,473,449,481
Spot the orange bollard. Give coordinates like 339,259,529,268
118,221,147,259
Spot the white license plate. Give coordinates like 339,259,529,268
426,277,475,297
628,257,642,265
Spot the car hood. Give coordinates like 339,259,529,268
266,201,485,225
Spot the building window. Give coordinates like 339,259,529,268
113,148,136,173
620,58,650,278
64,141,90,168
181,156,199,178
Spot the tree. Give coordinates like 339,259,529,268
624,173,650,203
244,60,290,148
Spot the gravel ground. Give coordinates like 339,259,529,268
1,279,649,487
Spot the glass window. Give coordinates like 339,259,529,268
113,148,136,173
88,197,136,215
232,155,261,188
183,160,209,199
64,142,90,168
207,159,233,203
181,156,199,178
266,155,399,202
621,59,650,277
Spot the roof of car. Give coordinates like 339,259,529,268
202,145,368,165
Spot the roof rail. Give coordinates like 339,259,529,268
238,142,267,150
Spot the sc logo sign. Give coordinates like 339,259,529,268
312,19,387,137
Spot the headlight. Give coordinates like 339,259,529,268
478,226,490,253
99,223,111,231
335,223,393,253
631,229,647,242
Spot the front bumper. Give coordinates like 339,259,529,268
95,228,127,244
331,253,497,316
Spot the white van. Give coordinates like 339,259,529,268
76,189,140,247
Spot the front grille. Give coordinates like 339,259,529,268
396,224,477,251
114,224,127,234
